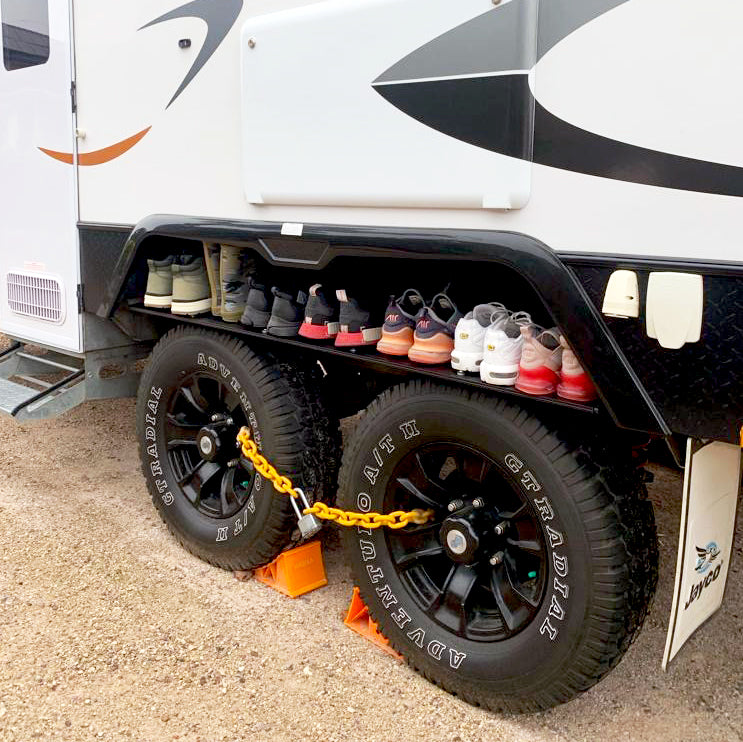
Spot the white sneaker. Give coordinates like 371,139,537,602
480,311,534,386
451,303,507,373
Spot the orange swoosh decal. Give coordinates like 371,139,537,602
39,127,152,166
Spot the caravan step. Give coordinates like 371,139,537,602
0,343,85,419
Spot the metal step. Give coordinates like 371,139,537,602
0,342,85,419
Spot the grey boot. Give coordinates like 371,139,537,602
144,256,175,308
171,256,212,316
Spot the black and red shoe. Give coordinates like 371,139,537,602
298,284,340,341
334,290,383,347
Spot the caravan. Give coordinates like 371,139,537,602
1,0,742,711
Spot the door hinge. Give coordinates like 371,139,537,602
70,81,77,114
77,284,85,314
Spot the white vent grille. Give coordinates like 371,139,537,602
6,272,65,324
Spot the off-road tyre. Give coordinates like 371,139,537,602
338,381,657,713
136,327,339,570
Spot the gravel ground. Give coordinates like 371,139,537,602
0,398,742,742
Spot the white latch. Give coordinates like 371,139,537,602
602,270,639,318
646,272,703,349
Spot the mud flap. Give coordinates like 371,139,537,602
663,439,741,668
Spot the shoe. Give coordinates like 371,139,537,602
240,277,273,329
515,327,563,395
266,287,308,337
203,243,222,317
557,336,597,402
220,246,256,323
144,256,175,308
299,284,340,340
335,290,383,347
479,311,533,386
377,289,426,356
408,293,462,365
170,256,212,316
451,302,507,372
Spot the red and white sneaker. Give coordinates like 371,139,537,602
557,336,597,402
515,327,563,396
298,284,339,341
334,290,383,347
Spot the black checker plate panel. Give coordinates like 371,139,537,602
572,264,743,443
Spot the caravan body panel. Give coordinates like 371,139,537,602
65,0,742,263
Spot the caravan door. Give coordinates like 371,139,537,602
0,0,80,352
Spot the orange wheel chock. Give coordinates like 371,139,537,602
254,540,328,598
344,587,402,660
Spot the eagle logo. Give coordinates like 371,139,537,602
695,542,720,574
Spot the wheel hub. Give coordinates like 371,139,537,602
196,426,222,462
440,506,495,565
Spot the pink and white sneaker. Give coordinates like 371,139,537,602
515,327,563,396
557,336,597,402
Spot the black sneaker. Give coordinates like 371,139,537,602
408,292,463,365
298,284,339,341
377,288,425,356
334,290,382,347
266,287,308,337
240,277,272,329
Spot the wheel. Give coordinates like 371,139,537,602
337,381,657,713
136,327,339,570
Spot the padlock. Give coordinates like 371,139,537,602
291,488,323,539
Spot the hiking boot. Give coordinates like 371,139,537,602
220,246,256,323
515,327,563,395
144,256,175,309
480,311,533,386
171,255,211,316
203,243,222,317
299,284,339,340
240,277,272,329
408,292,462,365
377,289,426,356
266,287,308,337
450,302,507,373
334,290,383,347
557,336,597,402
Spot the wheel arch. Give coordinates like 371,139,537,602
99,214,669,436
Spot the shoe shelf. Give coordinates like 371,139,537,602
129,305,600,415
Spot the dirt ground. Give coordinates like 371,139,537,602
0,398,742,742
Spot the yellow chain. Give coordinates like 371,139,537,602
237,427,433,529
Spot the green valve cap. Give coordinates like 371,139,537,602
528,571,537,579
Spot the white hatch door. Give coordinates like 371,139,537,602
0,0,80,352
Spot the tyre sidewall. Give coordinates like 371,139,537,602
341,391,593,699
138,332,292,565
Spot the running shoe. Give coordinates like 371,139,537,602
240,277,272,329
479,311,534,386
266,287,308,337
451,302,507,373
408,292,463,365
377,288,426,356
515,327,563,396
299,284,340,340
335,290,383,347
557,336,597,402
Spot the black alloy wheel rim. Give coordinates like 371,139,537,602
164,371,254,519
384,442,548,642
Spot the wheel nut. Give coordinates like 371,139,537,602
211,414,221,422
472,497,485,509
494,522,508,536
447,499,464,513
489,551,504,566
